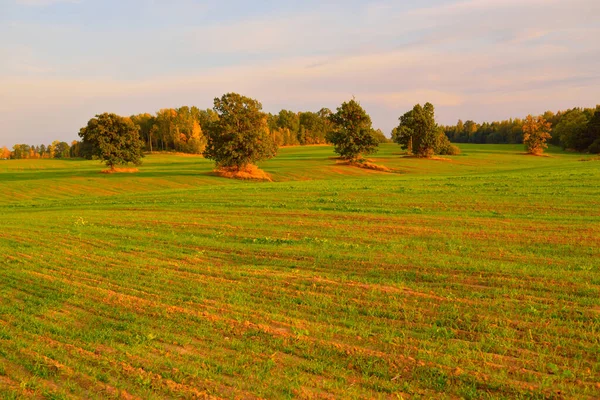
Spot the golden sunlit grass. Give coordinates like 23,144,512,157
215,164,272,181
403,155,452,161
523,152,551,157
348,160,394,172
100,167,140,174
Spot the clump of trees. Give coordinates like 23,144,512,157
4,141,80,160
443,105,600,153
268,108,333,147
553,108,600,153
79,113,145,170
326,99,380,160
203,93,277,171
127,105,337,154
393,103,460,157
587,112,600,154
131,107,211,154
372,129,392,144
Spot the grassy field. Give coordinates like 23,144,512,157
0,144,599,399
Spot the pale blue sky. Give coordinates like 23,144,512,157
1,0,599,146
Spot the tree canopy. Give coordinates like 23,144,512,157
126,104,333,154
443,105,600,153
395,103,443,158
522,115,552,155
203,93,278,170
78,113,145,169
586,110,600,154
553,109,588,151
326,99,379,160
52,141,70,158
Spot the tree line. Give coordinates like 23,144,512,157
130,105,390,154
3,104,390,160
2,141,86,160
8,93,585,169
443,106,600,153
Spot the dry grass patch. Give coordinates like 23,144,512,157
349,160,394,172
522,153,551,157
333,158,395,173
215,164,272,181
403,155,452,162
100,168,139,174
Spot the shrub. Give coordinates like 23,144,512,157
588,138,600,154
437,134,461,155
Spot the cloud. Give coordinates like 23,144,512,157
1,0,599,145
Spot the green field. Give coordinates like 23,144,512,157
0,144,599,399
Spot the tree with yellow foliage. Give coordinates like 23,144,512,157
523,115,552,155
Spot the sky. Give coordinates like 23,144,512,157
1,0,599,147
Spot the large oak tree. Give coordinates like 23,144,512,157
203,93,277,170
79,113,145,170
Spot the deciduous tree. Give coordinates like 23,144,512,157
326,99,379,160
130,113,156,152
298,110,330,144
153,109,178,151
12,144,30,159
586,110,600,154
553,109,589,151
276,110,300,136
523,115,552,155
53,141,70,158
79,113,145,170
372,129,390,143
203,93,277,170
394,111,415,154
395,103,439,157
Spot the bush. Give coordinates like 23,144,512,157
441,144,461,155
588,138,600,154
436,133,461,155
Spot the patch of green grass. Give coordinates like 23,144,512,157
0,144,598,398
